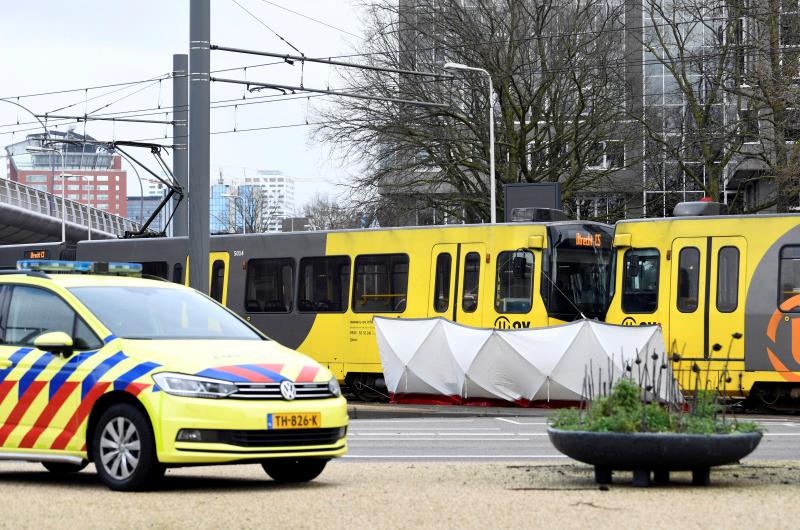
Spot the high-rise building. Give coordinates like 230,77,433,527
243,170,296,232
127,195,168,233
5,131,128,217
210,181,239,234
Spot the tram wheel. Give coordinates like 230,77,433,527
756,385,781,407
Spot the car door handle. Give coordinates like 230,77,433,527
0,360,11,369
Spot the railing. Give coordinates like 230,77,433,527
0,178,140,237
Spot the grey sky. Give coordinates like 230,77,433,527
0,0,365,208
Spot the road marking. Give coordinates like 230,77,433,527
352,432,520,436
348,438,544,442
350,426,500,432
350,419,477,423
341,454,567,459
495,418,548,425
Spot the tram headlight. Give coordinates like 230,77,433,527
328,376,342,397
153,372,237,399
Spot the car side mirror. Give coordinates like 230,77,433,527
34,331,74,357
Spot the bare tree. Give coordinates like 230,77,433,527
303,194,361,230
315,0,631,223
634,0,747,211
728,0,800,211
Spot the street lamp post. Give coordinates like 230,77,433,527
443,62,496,224
27,145,67,242
222,193,246,234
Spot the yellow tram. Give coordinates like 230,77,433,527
607,202,800,407
0,220,614,399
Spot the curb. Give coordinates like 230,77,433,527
347,402,556,419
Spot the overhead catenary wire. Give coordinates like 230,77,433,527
35,114,177,125
0,73,176,102
212,45,455,79
0,93,330,136
45,72,173,115
211,77,450,109
256,0,361,39
0,11,757,104
229,0,304,56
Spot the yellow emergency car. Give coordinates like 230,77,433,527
0,260,348,491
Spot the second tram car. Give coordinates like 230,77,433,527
0,221,613,398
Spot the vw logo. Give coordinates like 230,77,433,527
280,380,296,400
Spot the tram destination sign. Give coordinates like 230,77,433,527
24,249,50,259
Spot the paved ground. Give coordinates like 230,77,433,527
0,460,798,529
2,405,799,528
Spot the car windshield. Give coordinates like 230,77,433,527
69,286,263,340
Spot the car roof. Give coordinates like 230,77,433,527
0,273,183,289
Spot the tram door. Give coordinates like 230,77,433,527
669,236,746,361
455,244,486,327
209,251,230,306
669,238,707,360
708,237,746,361
428,244,457,320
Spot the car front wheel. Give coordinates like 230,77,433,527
93,403,163,491
262,458,329,483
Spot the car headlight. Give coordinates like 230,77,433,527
328,376,342,397
152,372,237,399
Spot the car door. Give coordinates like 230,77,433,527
0,284,105,450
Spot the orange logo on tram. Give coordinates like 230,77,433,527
765,293,800,382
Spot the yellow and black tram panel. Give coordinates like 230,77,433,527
0,220,614,399
606,202,800,407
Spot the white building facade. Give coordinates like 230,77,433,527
242,170,296,232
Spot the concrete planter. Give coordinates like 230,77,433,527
547,428,762,487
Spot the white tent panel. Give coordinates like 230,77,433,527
374,317,670,406
441,321,492,372
499,322,584,375
465,333,548,402
405,320,464,397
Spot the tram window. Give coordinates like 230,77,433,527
621,249,659,313
210,260,225,303
245,258,294,313
779,246,800,312
717,247,739,313
172,263,183,285
298,256,350,313
353,254,409,313
677,247,700,313
140,261,168,280
462,252,481,313
495,250,533,313
433,253,452,313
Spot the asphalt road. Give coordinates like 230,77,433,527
345,413,800,461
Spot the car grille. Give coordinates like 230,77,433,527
189,427,347,448
230,382,335,400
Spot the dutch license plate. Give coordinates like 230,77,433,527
267,412,321,429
